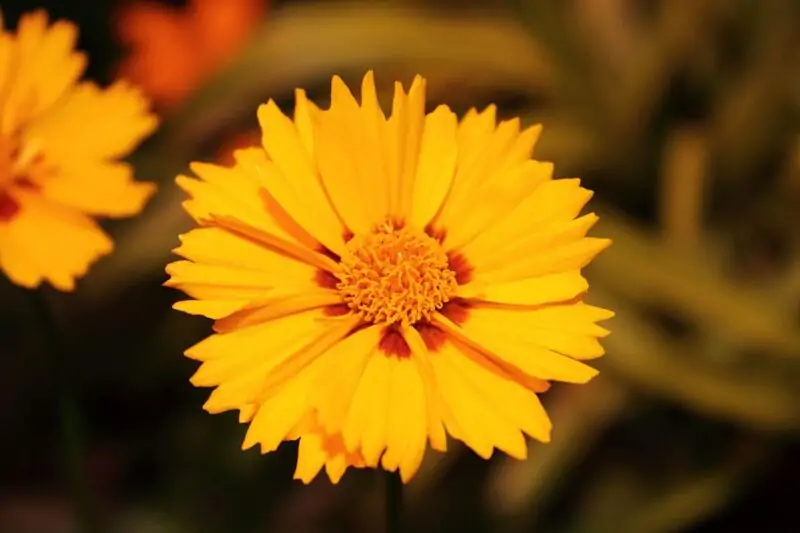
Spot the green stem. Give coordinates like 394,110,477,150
27,290,100,533
386,470,403,533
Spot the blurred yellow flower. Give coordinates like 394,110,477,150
0,11,157,291
166,72,612,484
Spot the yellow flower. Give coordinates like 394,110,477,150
0,11,158,291
166,71,613,484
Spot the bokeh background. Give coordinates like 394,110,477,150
1,0,799,532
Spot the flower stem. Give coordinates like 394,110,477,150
386,470,403,533
27,290,100,533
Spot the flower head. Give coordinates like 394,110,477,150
0,11,157,291
116,0,266,109
166,72,613,484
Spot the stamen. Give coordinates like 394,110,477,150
335,221,458,326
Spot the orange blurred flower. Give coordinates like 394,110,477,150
116,0,267,110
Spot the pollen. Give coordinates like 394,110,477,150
335,221,458,327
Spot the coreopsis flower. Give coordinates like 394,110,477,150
166,72,613,484
116,0,266,110
0,11,157,291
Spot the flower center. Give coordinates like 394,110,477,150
0,135,42,189
336,222,458,326
0,135,44,221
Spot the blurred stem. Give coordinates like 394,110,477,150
27,290,100,533
386,470,403,533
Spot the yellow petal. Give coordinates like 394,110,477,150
186,309,323,367
312,76,375,233
313,325,384,434
177,155,294,241
437,106,496,218
0,189,112,291
436,309,599,384
445,338,552,444
461,179,593,265
173,226,316,278
167,223,322,319
379,355,428,482
294,88,320,156
37,161,155,218
212,290,343,333
342,352,391,465
485,235,611,283
172,300,246,319
294,425,366,484
205,213,338,273
324,450,350,484
441,159,551,252
0,32,15,110
294,432,326,483
465,213,607,283
430,342,526,459
257,100,346,255
242,354,324,454
200,314,357,420
457,271,588,306
190,311,327,383
28,81,156,161
1,12,87,132
249,315,361,404
505,123,543,164
458,303,614,361
238,405,256,423
434,116,521,231
359,71,391,220
431,350,495,459
310,73,391,231
391,75,426,218
384,82,404,217
409,105,458,229
401,325,447,452
165,260,279,299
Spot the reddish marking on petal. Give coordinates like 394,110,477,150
447,251,474,285
378,326,411,358
416,322,447,352
315,269,339,289
17,178,40,191
323,303,351,317
317,245,340,262
425,224,446,243
441,299,470,325
0,191,19,222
